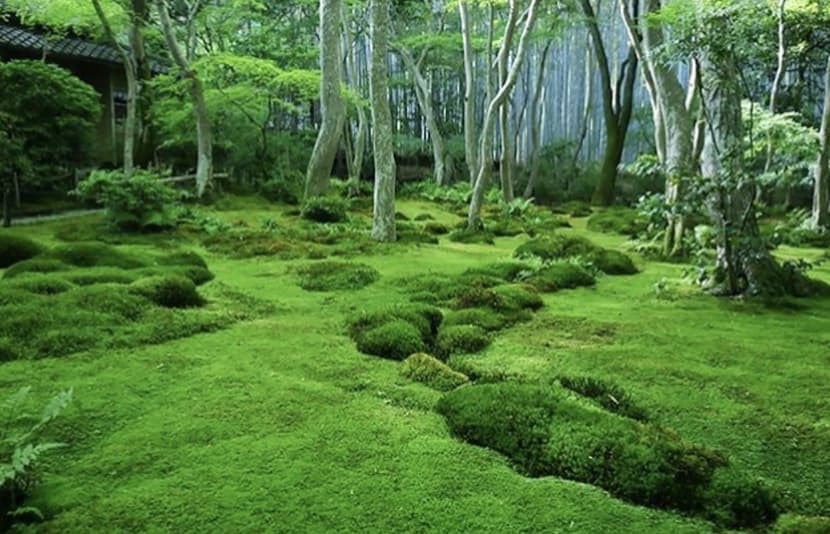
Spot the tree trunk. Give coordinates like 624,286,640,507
700,51,783,297
459,1,478,185
370,0,396,242
342,8,366,194
2,181,11,228
499,51,514,203
304,0,345,199
468,0,541,229
131,0,156,167
93,0,137,175
525,40,553,199
156,0,213,197
812,54,830,228
764,0,787,174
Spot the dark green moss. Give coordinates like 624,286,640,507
355,320,427,360
0,233,43,268
295,261,380,291
525,263,596,292
131,275,205,308
435,325,491,359
400,353,469,392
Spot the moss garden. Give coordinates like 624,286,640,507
0,195,828,533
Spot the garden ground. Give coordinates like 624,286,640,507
1,198,829,533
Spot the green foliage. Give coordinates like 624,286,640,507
301,197,350,223
553,201,593,218
1,387,72,525
130,275,205,308
74,170,180,232
435,325,491,359
463,262,532,282
524,263,597,292
0,234,43,268
59,267,138,286
448,229,496,245
437,383,777,527
48,242,147,269
423,222,450,235
348,304,442,346
703,468,780,528
491,284,544,312
557,376,647,421
773,514,830,533
261,169,306,205
157,251,209,270
0,60,99,187
443,308,511,332
402,181,472,205
400,353,469,392
294,261,379,291
355,320,427,360
587,208,648,237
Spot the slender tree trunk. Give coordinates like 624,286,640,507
342,9,367,194
764,0,787,174
304,0,346,198
370,0,396,241
93,0,137,175
459,1,478,185
499,50,514,203
156,0,213,197
131,0,156,167
525,40,553,199
812,54,830,228
468,0,541,229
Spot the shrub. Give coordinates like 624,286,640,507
514,235,599,261
295,261,380,291
423,222,450,235
443,308,511,331
355,320,426,360
301,196,349,223
448,229,496,245
435,325,491,359
525,263,596,292
74,170,179,231
0,234,43,268
131,275,204,308
587,207,647,236
1,387,72,525
6,274,76,295
557,376,647,421
260,169,304,205
2,258,69,279
463,262,531,282
591,249,638,275
62,267,138,286
401,353,469,392
704,469,779,528
49,242,146,269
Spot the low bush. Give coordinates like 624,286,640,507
301,196,349,223
435,325,491,359
423,222,450,235
448,229,496,245
524,263,596,292
295,261,380,291
400,353,469,392
6,274,76,295
587,207,647,236
0,234,43,268
557,376,647,421
2,258,69,279
131,275,204,308
49,242,146,269
443,308,511,332
591,249,638,275
355,320,426,360
514,235,599,261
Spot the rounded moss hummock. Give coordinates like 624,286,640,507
355,320,427,360
295,261,380,291
435,325,491,359
400,353,469,392
0,234,43,268
131,275,204,308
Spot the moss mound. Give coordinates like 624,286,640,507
157,251,209,269
423,222,450,235
301,196,349,223
435,325,491,359
773,514,830,533
514,235,599,261
6,274,76,295
348,304,443,346
443,308,511,332
62,267,139,286
295,261,380,291
462,262,531,282
448,229,496,245
400,353,469,392
525,263,596,292
63,284,148,321
131,275,205,308
49,242,147,269
492,284,544,312
0,233,43,268
557,376,647,421
2,258,71,279
437,383,778,528
587,207,647,236
355,320,427,360
591,249,638,275
413,213,434,221
553,201,592,218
